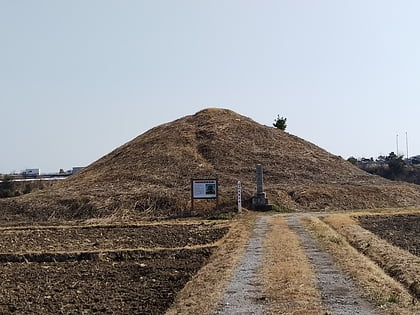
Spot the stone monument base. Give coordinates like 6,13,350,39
251,193,273,211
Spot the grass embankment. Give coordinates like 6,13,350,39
165,211,259,315
262,216,325,314
304,214,420,315
324,213,420,300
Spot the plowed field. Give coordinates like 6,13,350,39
0,223,228,253
357,213,420,257
0,222,229,314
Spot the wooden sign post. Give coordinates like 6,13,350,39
237,181,242,213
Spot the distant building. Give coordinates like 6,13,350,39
23,168,41,176
408,155,420,165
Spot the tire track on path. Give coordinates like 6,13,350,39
287,214,378,315
215,213,380,314
215,216,269,315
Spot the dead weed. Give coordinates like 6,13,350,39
304,215,420,315
262,216,325,314
166,211,259,315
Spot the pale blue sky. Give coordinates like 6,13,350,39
1,1,420,173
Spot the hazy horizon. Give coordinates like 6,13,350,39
1,107,416,174
2,1,420,173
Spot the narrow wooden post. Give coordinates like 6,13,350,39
216,178,219,209
191,179,194,212
237,180,242,213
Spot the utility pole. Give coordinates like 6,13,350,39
396,134,399,156
406,132,409,161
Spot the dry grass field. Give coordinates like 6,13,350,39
262,216,325,314
322,211,420,300
1,209,420,314
169,209,420,314
305,210,420,314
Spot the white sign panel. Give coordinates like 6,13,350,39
192,179,217,199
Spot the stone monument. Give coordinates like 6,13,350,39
251,164,272,211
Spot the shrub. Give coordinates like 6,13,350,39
273,115,287,131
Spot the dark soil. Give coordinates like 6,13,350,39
0,223,228,253
357,213,420,257
0,248,212,314
0,222,229,314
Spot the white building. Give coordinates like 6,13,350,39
23,168,41,176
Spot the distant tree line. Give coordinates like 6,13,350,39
348,152,420,184
0,176,43,198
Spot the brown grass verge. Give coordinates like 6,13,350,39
304,215,420,315
324,213,420,300
0,219,230,231
262,216,325,314
165,210,259,315
344,208,420,216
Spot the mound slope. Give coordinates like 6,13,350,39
2,108,420,222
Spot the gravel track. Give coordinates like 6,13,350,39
216,214,379,314
287,214,378,315
215,216,269,314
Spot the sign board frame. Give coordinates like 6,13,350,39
191,179,218,211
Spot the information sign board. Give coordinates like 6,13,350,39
192,179,217,199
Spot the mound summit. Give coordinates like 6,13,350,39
3,108,420,222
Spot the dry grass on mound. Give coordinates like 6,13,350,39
305,215,420,315
3,108,420,223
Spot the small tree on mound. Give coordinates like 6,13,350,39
273,115,287,131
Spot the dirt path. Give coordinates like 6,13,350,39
287,214,378,314
216,214,379,314
215,216,269,314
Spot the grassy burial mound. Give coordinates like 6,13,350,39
2,108,420,222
